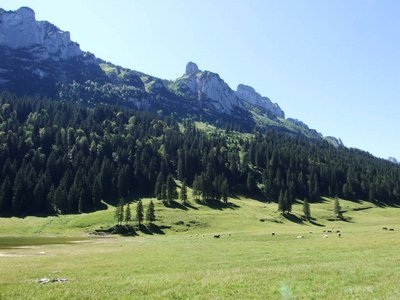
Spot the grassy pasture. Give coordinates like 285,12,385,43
0,197,400,299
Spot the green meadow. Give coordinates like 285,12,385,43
1,197,400,299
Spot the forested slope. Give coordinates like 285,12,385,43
0,92,399,216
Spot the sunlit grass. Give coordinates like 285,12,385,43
1,197,400,299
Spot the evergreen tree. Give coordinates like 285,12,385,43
115,197,125,226
154,172,164,200
166,173,177,205
334,197,342,218
303,198,311,221
124,203,132,224
136,200,144,225
146,200,156,223
221,178,229,204
246,171,257,194
179,181,188,204
278,190,285,213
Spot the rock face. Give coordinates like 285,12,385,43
179,62,245,114
184,61,199,76
0,7,81,60
388,157,399,164
287,118,309,129
236,84,285,118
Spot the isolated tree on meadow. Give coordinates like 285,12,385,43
146,200,156,223
115,197,125,226
334,197,342,218
303,198,311,221
136,200,144,225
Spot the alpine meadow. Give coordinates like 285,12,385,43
0,5,400,300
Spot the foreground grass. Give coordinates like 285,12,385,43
1,198,400,299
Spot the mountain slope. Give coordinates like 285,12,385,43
0,6,338,142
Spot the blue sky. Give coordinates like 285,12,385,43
2,1,400,160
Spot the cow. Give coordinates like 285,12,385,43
383,227,388,230
297,235,304,239
337,232,341,238
213,234,220,238
323,234,328,238
271,232,275,236
389,228,395,231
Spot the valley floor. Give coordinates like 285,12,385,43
0,197,399,299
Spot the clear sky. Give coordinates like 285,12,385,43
2,1,400,161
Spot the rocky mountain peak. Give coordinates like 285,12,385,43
185,61,199,76
0,6,81,60
236,84,285,118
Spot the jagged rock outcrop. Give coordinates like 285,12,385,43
287,118,309,129
388,157,399,164
236,84,285,118
0,7,81,60
177,62,246,114
185,61,199,76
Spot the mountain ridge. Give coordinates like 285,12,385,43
0,7,340,145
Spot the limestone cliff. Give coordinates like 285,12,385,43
0,7,81,60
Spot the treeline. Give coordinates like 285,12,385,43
0,92,399,216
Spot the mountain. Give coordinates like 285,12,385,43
1,7,335,141
1,7,400,218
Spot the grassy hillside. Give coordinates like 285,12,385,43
0,196,398,237
1,197,400,299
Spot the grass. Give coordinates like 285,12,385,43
1,197,400,299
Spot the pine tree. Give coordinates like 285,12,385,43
221,178,229,204
146,200,156,223
124,203,132,224
166,173,177,205
179,181,188,204
334,197,342,218
246,171,257,194
154,172,164,200
136,200,144,225
278,190,284,213
303,198,311,221
115,197,125,226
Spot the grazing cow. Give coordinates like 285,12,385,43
213,234,220,238
383,227,388,230
337,232,341,238
323,234,328,238
297,235,304,239
327,230,332,233
389,228,395,231
323,230,326,233
271,232,275,236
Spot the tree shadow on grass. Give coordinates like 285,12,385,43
163,201,188,210
282,213,305,225
138,223,165,235
309,219,325,227
194,199,240,210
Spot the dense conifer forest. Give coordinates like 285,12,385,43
0,91,399,216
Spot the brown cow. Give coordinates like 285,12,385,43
213,234,220,238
